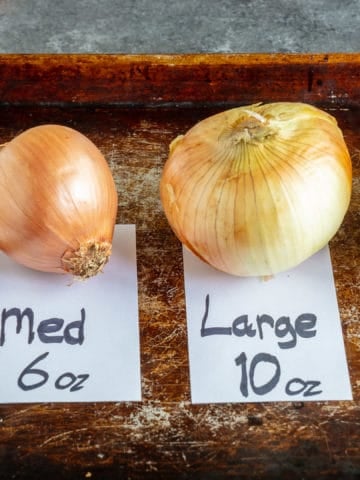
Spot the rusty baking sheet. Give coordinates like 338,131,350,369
0,54,358,480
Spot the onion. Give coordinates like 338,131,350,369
160,102,352,277
0,124,118,279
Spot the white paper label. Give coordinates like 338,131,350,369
183,246,352,403
0,225,141,403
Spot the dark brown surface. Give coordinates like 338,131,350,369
0,54,359,479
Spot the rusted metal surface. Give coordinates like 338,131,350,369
0,54,358,479
0,53,359,106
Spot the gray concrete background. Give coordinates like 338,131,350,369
0,0,358,53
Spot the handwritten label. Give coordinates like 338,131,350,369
183,246,352,403
0,225,141,403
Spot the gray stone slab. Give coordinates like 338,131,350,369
0,0,358,53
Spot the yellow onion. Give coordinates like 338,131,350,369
0,124,118,279
160,102,352,276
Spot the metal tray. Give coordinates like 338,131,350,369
0,53,359,479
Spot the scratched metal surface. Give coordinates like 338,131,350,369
0,55,358,479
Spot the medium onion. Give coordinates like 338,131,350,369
160,102,352,276
0,124,118,279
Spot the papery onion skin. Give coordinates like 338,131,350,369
0,124,118,279
160,102,352,276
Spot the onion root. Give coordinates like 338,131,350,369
61,241,112,280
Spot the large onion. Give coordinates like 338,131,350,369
0,124,118,279
160,102,352,276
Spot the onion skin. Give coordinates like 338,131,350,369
160,102,352,277
0,124,118,279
